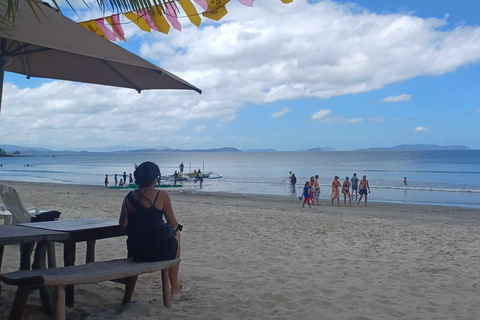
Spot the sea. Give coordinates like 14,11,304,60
1,150,479,209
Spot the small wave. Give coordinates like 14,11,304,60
374,186,480,193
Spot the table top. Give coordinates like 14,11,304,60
0,225,69,246
20,218,126,242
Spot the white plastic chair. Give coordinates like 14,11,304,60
0,184,40,225
0,184,57,268
0,203,12,225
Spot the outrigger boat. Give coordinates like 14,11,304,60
162,171,222,182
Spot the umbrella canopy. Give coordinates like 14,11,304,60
0,1,201,111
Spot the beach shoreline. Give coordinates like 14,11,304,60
1,180,480,319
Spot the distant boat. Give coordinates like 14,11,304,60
162,171,223,182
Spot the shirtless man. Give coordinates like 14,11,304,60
357,175,370,206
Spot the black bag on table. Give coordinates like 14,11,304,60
30,210,61,222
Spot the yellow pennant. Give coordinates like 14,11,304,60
177,0,202,27
124,12,152,32
150,7,171,34
281,0,294,3
203,0,230,21
79,21,107,39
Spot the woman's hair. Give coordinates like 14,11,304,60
134,162,161,187
305,181,309,186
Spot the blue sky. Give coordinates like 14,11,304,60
2,0,480,151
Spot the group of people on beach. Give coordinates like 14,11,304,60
104,172,133,188
292,172,371,208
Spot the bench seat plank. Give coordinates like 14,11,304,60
0,258,180,287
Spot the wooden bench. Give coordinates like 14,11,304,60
0,258,181,320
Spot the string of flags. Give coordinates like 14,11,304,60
79,0,293,42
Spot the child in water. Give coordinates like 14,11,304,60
302,181,311,208
119,179,124,187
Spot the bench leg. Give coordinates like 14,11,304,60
161,268,172,309
9,286,31,320
0,245,3,294
63,241,76,308
53,286,65,320
121,276,138,305
47,242,57,268
86,240,96,263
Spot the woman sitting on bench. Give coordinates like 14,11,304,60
119,161,183,301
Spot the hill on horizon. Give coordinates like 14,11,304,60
355,144,471,151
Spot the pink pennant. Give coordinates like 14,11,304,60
136,10,158,31
193,0,208,11
165,2,182,31
239,0,254,7
96,19,117,41
109,14,125,41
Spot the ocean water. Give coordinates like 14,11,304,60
0,150,479,208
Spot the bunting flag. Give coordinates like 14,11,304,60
178,0,202,27
203,0,229,21
165,2,182,31
105,14,125,41
125,11,152,32
79,0,292,42
149,7,171,34
239,0,254,7
96,18,117,41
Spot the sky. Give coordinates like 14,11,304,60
1,0,480,151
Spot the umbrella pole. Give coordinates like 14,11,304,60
0,61,4,113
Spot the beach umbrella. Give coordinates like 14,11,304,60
0,1,201,112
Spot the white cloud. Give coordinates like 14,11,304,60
311,109,331,120
194,125,207,132
370,117,386,122
4,0,480,146
382,94,412,103
271,108,292,118
415,126,429,132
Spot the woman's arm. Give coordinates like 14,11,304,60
119,199,128,226
162,192,179,230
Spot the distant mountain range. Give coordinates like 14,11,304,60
0,144,473,154
355,144,471,151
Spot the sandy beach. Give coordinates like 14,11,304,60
1,180,480,320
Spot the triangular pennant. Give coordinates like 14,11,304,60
105,14,126,41
203,0,230,21
96,18,117,41
193,0,208,11
165,2,182,31
178,0,202,27
79,21,108,40
124,12,152,32
150,7,171,34
239,0,254,7
136,10,158,31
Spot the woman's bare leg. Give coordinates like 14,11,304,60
170,233,181,295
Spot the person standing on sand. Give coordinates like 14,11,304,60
351,173,359,199
105,175,109,188
309,176,316,203
302,181,311,208
173,171,179,185
123,172,127,185
342,177,352,206
314,175,321,205
358,175,371,206
114,174,118,187
331,176,341,206
404,177,408,186
129,173,133,184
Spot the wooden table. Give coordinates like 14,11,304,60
20,218,126,307
0,225,68,314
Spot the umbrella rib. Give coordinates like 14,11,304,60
9,43,31,56
101,60,141,93
11,48,51,57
